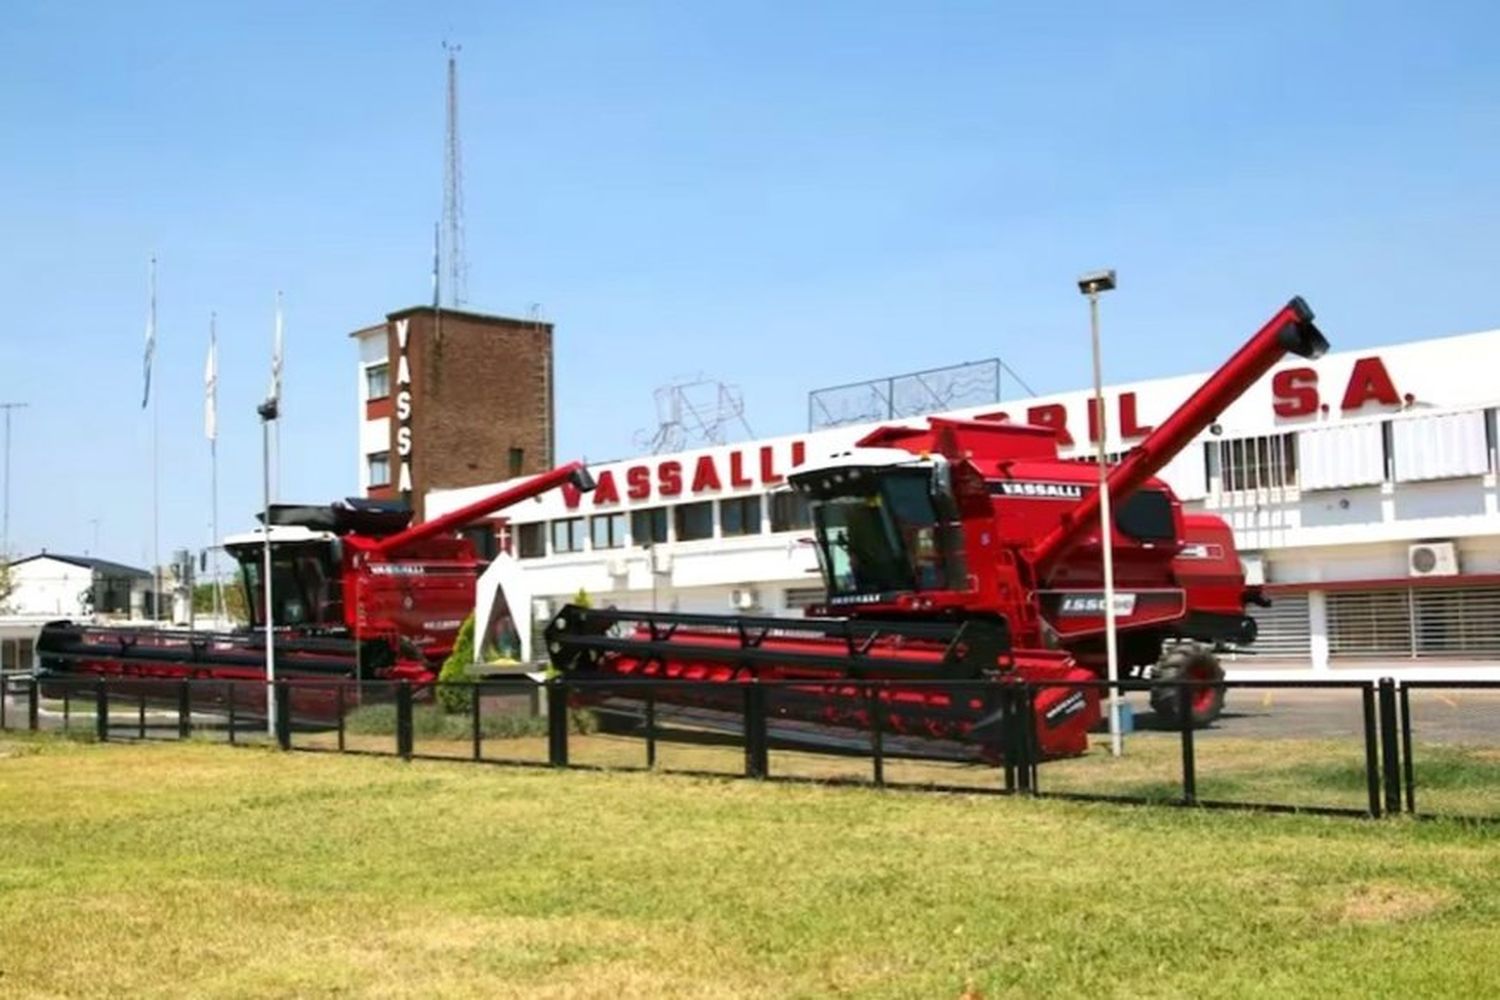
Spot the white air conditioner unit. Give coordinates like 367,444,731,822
730,587,760,611
650,548,673,575
1409,541,1459,578
605,556,628,577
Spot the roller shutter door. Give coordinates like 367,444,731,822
1328,586,1500,659
1247,594,1312,659
1328,589,1412,658
1412,586,1500,657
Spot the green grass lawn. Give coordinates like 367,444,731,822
4,735,1500,998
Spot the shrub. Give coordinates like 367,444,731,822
436,614,477,714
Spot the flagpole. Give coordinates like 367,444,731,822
208,313,223,624
148,257,161,626
272,291,283,502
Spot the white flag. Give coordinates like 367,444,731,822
204,314,218,442
267,291,283,405
142,257,156,410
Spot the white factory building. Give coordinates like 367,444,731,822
427,325,1500,673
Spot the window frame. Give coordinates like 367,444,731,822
365,362,390,401
591,512,627,549
516,522,546,559
631,507,669,546
720,495,763,537
770,489,813,533
366,451,391,488
550,517,587,554
673,501,715,542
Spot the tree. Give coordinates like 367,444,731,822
193,580,248,624
0,561,13,614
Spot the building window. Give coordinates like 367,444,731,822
1207,433,1298,492
632,507,669,546
367,452,391,488
516,522,546,559
785,586,825,610
509,447,525,477
551,517,587,554
720,496,762,537
365,363,390,401
674,501,714,542
769,490,812,532
591,512,626,549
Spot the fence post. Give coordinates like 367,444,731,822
336,683,347,752
177,680,191,739
396,681,414,760
95,680,109,742
275,680,291,751
1399,684,1416,815
226,682,237,745
63,686,71,732
137,690,146,740
743,682,769,780
27,677,39,731
867,684,884,788
1,673,7,730
1360,684,1382,818
546,678,569,767
471,683,482,761
1025,685,1041,794
644,688,657,769
1000,684,1017,794
1378,678,1402,816
1178,682,1198,806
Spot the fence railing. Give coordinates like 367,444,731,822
5,671,1499,821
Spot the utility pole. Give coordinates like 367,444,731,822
1,402,27,567
442,41,468,308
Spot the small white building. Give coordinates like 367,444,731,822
429,324,1500,674
4,553,155,619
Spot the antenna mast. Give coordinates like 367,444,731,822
442,41,468,308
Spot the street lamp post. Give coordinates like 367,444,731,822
257,397,279,737
1077,268,1122,758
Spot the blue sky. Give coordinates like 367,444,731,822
2,1,1498,567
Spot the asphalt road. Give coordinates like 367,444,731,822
1123,687,1500,745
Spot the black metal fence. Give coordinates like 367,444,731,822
5,671,1500,821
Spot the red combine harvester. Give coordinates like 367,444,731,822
546,298,1330,760
35,462,595,712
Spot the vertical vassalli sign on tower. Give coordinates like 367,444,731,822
394,318,414,498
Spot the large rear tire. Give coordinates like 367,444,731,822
1149,642,1226,730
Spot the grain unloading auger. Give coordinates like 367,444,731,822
35,462,595,715
547,298,1329,759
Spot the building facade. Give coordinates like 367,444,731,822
352,306,554,519
4,553,154,618
427,326,1500,672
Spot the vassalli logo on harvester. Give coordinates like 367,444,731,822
990,480,1085,500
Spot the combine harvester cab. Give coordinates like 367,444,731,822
547,298,1329,760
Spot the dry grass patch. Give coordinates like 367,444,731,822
1334,883,1456,925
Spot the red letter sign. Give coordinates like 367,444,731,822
1341,357,1400,412
1272,367,1319,417
1027,403,1073,446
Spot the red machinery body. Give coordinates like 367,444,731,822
35,463,595,707
548,298,1330,759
